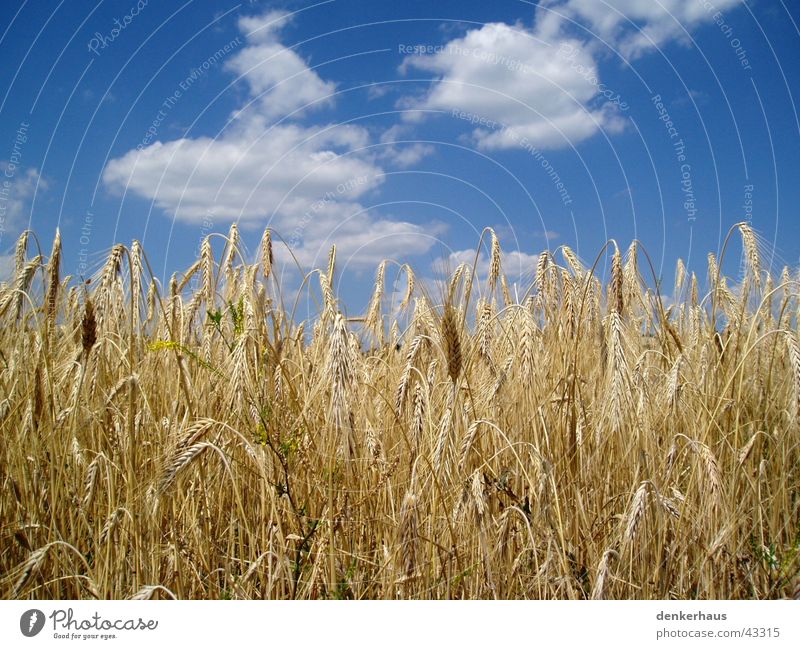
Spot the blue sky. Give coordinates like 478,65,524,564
1,0,799,311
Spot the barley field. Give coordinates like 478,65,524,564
1,223,798,600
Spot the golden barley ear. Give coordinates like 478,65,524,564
488,228,501,293
12,546,50,598
785,331,800,420
411,383,425,453
459,420,480,472
590,549,619,600
707,252,719,290
441,301,462,384
200,236,214,306
396,334,426,412
319,271,336,321
432,401,453,471
260,228,273,280
81,296,97,356
130,584,177,600
624,481,652,544
535,250,549,290
561,245,584,277
45,229,61,326
223,223,240,276
327,244,336,284
326,313,355,457
159,442,212,493
101,244,123,294
131,239,143,319
364,260,386,342
14,229,30,275
397,489,418,582
610,245,624,317
476,299,494,368
82,453,105,511
738,222,761,290
399,264,415,311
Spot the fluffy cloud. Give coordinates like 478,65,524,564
402,0,742,150
383,143,435,168
0,166,44,282
445,247,540,284
226,10,336,120
103,122,379,222
281,199,447,269
0,254,12,282
540,0,743,58
401,22,624,150
0,166,43,232
378,125,436,168
103,11,440,268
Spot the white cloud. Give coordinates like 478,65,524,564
540,0,742,58
401,22,624,150
0,166,43,231
378,125,436,168
272,193,447,268
384,143,435,168
103,123,380,222
400,1,743,150
445,247,540,283
103,10,441,268
226,10,336,121
0,167,43,282
366,84,393,100
279,200,447,269
0,254,12,282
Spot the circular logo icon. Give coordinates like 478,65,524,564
20,609,45,637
